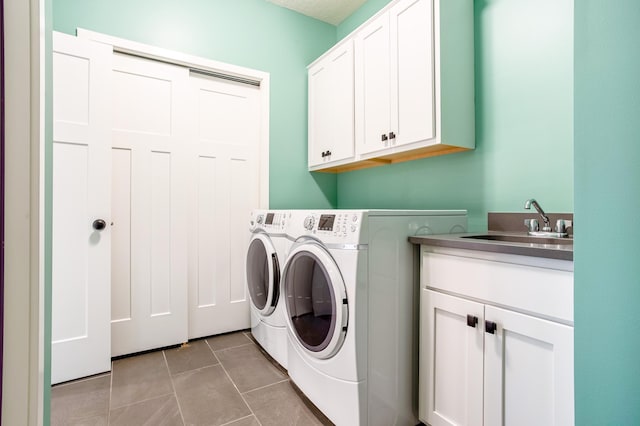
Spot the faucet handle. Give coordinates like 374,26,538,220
555,219,573,234
524,218,539,232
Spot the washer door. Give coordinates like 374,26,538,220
246,233,280,316
283,242,348,360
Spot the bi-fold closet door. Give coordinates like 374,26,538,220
109,52,191,357
110,54,260,356
52,32,262,382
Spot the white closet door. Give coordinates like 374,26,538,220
187,73,260,339
110,53,189,357
52,32,112,384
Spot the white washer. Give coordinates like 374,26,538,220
246,210,292,369
282,210,467,425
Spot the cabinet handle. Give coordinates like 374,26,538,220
321,150,331,158
381,134,388,141
485,320,497,334
466,315,478,328
389,131,396,139
326,150,331,156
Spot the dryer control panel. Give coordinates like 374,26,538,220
295,211,362,243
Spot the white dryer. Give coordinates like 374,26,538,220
281,210,467,425
246,210,291,369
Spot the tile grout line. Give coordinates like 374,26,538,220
109,392,178,411
241,378,290,396
208,341,255,353
204,338,264,426
219,414,256,426
51,372,111,389
162,349,187,426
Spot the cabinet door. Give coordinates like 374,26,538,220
308,41,354,168
484,306,574,426
355,13,391,156
390,0,436,147
420,289,484,426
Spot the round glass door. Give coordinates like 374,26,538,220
246,233,280,316
283,242,347,359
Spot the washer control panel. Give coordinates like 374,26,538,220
250,210,289,232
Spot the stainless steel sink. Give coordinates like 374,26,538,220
461,234,574,245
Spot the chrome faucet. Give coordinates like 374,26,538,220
524,198,551,232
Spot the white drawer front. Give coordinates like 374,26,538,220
421,250,573,323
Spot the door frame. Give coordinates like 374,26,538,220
3,0,47,423
76,28,270,209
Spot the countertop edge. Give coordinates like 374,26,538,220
409,235,573,261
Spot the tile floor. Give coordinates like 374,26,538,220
51,330,333,426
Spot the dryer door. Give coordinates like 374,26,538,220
246,233,280,316
283,242,348,360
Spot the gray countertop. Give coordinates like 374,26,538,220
409,232,573,261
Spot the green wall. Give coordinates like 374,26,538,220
574,1,640,423
53,0,338,209
52,1,635,424
335,0,573,231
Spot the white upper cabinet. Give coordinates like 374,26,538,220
308,40,355,169
357,0,435,156
308,0,474,173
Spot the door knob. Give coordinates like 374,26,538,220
92,219,107,231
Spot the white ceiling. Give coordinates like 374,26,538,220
267,0,368,25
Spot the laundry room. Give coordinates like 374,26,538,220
3,0,640,424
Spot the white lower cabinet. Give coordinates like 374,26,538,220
419,248,574,426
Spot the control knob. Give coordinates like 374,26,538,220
256,214,264,225
303,215,315,231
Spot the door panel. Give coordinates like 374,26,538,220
229,158,255,303
52,143,90,340
356,13,391,155
420,290,484,426
308,42,355,167
187,74,260,339
110,53,189,357
112,66,173,135
111,148,132,322
150,151,172,315
390,0,435,146
52,32,112,384
483,305,574,426
196,155,218,308
308,63,332,166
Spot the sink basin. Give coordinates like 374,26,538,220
461,234,573,245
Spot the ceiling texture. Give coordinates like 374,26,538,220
266,0,368,25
